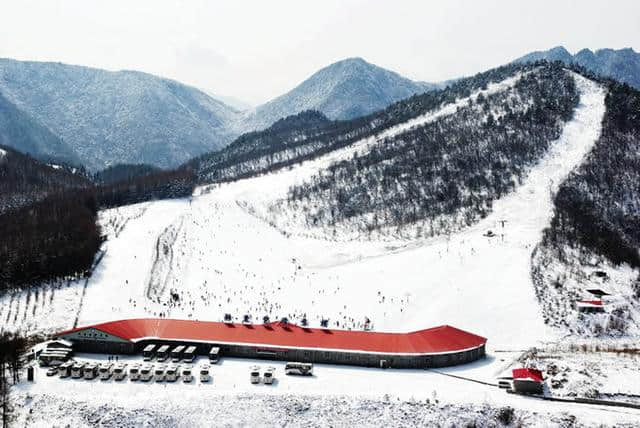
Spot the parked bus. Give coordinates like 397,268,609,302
38,350,71,367
99,363,113,380
129,364,141,381
263,367,276,385
71,361,86,378
156,345,170,362
143,344,156,361
166,364,179,382
83,362,99,380
250,365,261,384
182,365,193,382
285,362,313,376
58,361,74,378
171,345,185,362
183,346,197,363
140,364,153,382
154,364,167,381
208,347,220,364
113,363,127,381
199,364,210,382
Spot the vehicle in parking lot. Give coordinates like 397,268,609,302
263,367,276,384
182,365,193,382
183,346,197,363
285,362,313,376
171,345,185,363
208,347,219,364
46,366,58,376
140,364,153,382
154,364,167,381
99,363,113,380
143,344,156,361
71,362,86,378
129,364,141,381
199,364,210,382
250,365,261,384
156,345,170,362
166,364,179,382
113,363,127,381
83,362,99,380
58,361,74,378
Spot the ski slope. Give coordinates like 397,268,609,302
1,72,607,351
61,72,604,347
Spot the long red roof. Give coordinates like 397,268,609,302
57,318,487,355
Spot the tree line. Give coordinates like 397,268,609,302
0,149,196,294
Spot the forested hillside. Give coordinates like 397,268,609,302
237,57,439,133
94,164,160,185
532,79,640,336
0,146,196,294
0,58,239,171
279,65,578,237
0,92,78,165
0,145,89,214
191,62,543,184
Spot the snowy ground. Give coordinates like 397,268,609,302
5,72,638,425
10,354,640,427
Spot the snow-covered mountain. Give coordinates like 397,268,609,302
4,62,640,425
515,46,640,89
0,90,79,165
235,57,441,133
0,58,240,171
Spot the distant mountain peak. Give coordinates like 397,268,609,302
235,57,440,133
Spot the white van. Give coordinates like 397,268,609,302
285,362,313,376
263,367,276,385
71,362,85,378
140,364,153,382
113,363,127,381
83,362,99,380
250,365,261,384
58,361,74,378
182,365,193,382
99,363,113,380
129,364,141,381
199,364,210,382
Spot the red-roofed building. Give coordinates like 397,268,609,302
55,318,487,369
512,368,544,394
576,300,605,313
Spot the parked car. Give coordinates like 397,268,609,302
46,367,58,377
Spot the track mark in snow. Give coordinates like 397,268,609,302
145,213,192,300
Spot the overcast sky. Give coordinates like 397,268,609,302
1,0,639,105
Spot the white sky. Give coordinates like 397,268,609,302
1,0,638,105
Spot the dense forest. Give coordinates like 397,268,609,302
0,145,90,214
0,149,196,294
189,62,543,183
532,79,640,336
280,64,578,237
94,163,159,185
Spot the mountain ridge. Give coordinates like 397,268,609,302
515,46,640,89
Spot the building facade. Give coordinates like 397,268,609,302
56,318,487,369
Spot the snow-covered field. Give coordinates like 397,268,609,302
11,353,640,427
5,72,639,425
